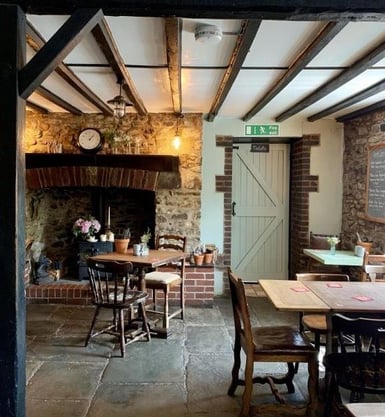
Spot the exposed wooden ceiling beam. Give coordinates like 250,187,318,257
276,36,385,122
19,8,103,99
308,78,385,122
336,99,385,122
9,1,385,21
242,21,347,122
36,85,83,114
206,19,261,122
26,20,114,116
165,17,182,114
92,17,147,115
26,100,49,113
12,1,385,122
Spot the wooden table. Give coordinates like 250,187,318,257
344,402,384,417
259,279,385,354
257,280,330,313
90,249,187,338
303,280,385,352
303,249,364,267
90,249,187,291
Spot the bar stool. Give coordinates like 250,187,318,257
144,234,186,334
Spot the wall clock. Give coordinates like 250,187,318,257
78,128,104,153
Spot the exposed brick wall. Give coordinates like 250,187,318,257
26,264,214,307
184,265,214,307
26,283,92,305
289,135,320,277
26,165,161,190
215,135,233,267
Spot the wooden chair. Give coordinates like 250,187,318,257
296,273,350,351
86,259,151,357
144,234,186,333
227,267,319,417
361,251,385,282
323,313,385,417
309,232,335,250
307,232,342,272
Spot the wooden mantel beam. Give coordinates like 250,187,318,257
25,153,179,172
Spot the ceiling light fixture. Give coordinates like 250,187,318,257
194,24,223,44
107,79,132,118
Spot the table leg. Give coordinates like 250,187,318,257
325,312,333,355
137,267,146,292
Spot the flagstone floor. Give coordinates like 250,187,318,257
26,294,383,417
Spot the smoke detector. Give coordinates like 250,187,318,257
194,24,223,44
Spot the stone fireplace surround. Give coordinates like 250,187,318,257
25,152,214,307
24,112,209,305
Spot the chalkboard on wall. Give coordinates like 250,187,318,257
366,144,385,223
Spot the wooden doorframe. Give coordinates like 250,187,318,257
215,134,320,287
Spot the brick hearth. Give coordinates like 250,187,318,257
26,264,215,307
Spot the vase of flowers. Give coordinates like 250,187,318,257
326,236,340,255
139,227,151,255
72,216,101,241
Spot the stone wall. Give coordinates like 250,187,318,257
24,112,203,279
342,110,385,255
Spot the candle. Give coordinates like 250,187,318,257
107,206,111,227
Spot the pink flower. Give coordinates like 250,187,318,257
73,216,101,240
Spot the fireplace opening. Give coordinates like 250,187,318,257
103,187,156,245
26,186,155,282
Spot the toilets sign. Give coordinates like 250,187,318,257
245,124,279,136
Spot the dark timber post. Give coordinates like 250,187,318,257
0,5,26,417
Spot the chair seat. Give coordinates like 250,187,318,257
145,271,181,284
302,314,327,333
253,325,315,351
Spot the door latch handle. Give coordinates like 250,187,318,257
232,201,236,216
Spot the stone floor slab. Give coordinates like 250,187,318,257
102,340,184,383
27,361,106,400
87,383,187,417
27,399,90,417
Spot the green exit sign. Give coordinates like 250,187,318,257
245,124,279,136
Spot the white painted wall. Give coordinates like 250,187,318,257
200,117,344,294
304,120,344,235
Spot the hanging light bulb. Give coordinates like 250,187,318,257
107,79,132,118
172,134,181,150
172,113,184,150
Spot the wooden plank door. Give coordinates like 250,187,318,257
231,143,289,281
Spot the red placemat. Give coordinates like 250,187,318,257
352,295,374,302
291,287,310,292
327,283,343,288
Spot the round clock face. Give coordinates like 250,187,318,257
78,128,103,153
